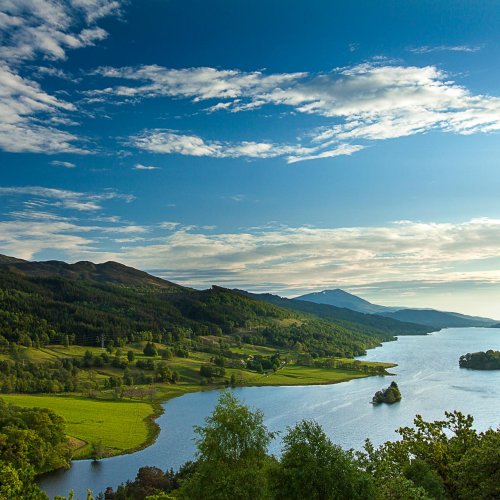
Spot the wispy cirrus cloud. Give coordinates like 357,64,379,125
92,65,306,101
50,160,76,168
0,0,124,153
0,186,134,212
408,45,482,54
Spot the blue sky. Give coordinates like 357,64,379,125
1,0,500,317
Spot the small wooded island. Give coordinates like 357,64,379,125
459,350,500,370
372,381,402,405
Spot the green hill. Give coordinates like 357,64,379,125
0,255,395,358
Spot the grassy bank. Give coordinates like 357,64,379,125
0,394,160,459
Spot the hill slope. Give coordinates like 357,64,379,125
0,255,395,358
0,257,182,290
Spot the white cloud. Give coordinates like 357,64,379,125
0,1,121,63
0,218,96,260
3,209,500,311
263,64,500,145
287,144,365,163
0,1,123,153
50,160,76,168
96,63,500,161
93,65,306,101
106,218,500,294
130,129,357,163
133,163,160,170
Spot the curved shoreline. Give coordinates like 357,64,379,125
71,363,397,461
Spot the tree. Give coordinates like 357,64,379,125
127,350,135,362
450,428,500,499
0,460,47,499
180,391,275,500
272,420,374,500
143,342,158,357
360,411,481,499
90,440,104,461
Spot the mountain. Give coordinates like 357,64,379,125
0,254,396,357
296,289,395,314
236,290,434,336
296,288,497,328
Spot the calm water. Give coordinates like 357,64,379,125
39,328,500,499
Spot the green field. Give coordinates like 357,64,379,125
0,343,397,460
228,365,371,386
1,394,157,459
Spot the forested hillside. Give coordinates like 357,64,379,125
0,256,395,358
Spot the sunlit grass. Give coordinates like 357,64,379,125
1,394,155,458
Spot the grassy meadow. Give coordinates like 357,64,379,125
1,394,158,459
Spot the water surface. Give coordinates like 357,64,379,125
39,327,500,498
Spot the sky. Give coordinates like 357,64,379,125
1,0,500,318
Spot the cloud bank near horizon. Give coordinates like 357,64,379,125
1,189,500,302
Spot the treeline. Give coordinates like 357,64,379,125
0,399,70,499
0,358,79,393
98,393,499,500
0,350,180,395
459,350,500,370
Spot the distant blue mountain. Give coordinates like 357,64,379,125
296,289,497,328
295,289,398,314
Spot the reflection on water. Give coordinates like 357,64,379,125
39,328,500,499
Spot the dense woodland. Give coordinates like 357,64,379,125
100,393,498,500
459,350,500,370
0,400,71,499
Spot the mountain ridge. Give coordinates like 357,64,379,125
0,255,183,291
235,289,435,336
296,288,497,327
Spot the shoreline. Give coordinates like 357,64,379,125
72,363,398,461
